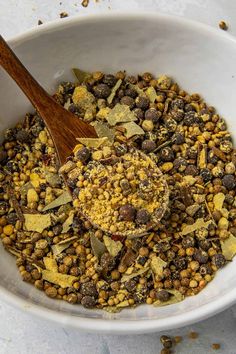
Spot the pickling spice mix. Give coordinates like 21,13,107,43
0,68,236,311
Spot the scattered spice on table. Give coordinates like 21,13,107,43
160,349,172,354
212,343,221,350
0,68,236,311
188,331,199,339
219,20,228,30
60,12,69,18
159,332,222,352
81,0,89,7
174,336,182,344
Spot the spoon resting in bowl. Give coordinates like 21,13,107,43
0,35,169,237
0,35,97,166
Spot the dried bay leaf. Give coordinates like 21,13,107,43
90,233,106,260
213,193,225,211
121,121,145,139
43,257,58,272
42,269,78,288
151,256,167,277
106,104,137,126
121,267,149,282
107,79,122,104
186,204,201,217
76,137,109,148
24,213,51,233
198,144,207,169
181,218,213,236
93,121,115,143
42,191,72,211
51,242,71,257
58,236,78,245
51,237,77,257
58,204,72,216
103,236,123,257
72,68,91,83
154,290,184,307
145,86,157,103
104,306,121,313
62,212,74,233
221,234,236,260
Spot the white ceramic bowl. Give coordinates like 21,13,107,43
1,12,236,334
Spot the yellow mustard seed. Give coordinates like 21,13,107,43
3,224,14,236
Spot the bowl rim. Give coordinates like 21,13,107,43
3,11,236,333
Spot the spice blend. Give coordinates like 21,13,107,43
0,69,236,311
61,145,169,237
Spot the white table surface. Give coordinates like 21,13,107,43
1,1,236,353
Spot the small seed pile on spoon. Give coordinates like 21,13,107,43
60,141,169,237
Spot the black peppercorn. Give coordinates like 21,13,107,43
80,281,98,297
93,84,111,98
174,132,185,145
212,254,226,269
160,147,174,162
125,88,138,98
173,257,187,270
185,165,199,176
156,290,170,302
119,204,136,221
135,96,150,110
222,174,236,190
160,335,173,349
182,236,195,248
76,147,91,162
200,168,212,183
120,96,135,109
103,74,117,87
171,98,185,110
141,140,156,153
184,111,197,126
136,209,151,224
194,250,209,264
145,108,160,123
81,296,96,308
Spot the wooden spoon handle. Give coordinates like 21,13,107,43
0,35,52,113
0,35,97,165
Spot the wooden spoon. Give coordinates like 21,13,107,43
0,35,97,165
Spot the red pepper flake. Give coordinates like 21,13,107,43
42,154,51,166
111,234,125,242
